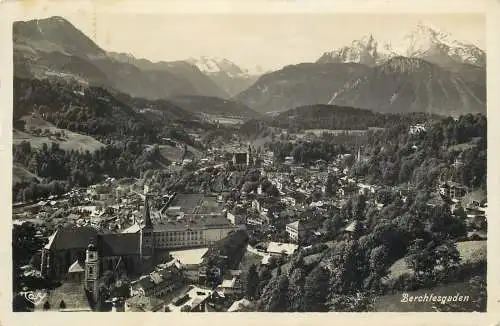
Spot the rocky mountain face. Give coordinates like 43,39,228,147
328,57,485,116
235,62,371,114
317,22,485,68
107,53,230,99
13,17,228,100
187,56,262,97
13,17,486,118
237,23,485,116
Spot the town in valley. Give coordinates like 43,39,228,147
11,14,487,312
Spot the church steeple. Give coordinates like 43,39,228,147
140,195,154,259
143,195,153,228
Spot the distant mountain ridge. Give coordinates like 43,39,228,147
317,22,485,68
236,23,485,116
187,56,263,97
235,62,371,114
13,17,228,101
168,95,261,118
328,57,485,116
107,52,230,99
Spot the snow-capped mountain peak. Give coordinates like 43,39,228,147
187,56,266,78
187,56,247,78
318,22,485,67
317,33,388,66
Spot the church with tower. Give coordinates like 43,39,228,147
40,193,238,299
41,197,157,298
231,143,255,168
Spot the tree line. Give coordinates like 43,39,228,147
13,140,163,202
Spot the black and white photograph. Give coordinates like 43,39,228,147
4,1,491,315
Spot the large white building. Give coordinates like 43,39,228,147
152,215,237,249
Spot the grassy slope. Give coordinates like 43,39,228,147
387,240,487,280
14,115,105,153
12,163,41,184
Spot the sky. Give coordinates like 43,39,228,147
14,11,486,71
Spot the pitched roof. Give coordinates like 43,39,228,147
68,260,85,273
344,220,359,233
98,233,140,257
121,223,141,234
266,242,298,255
45,226,98,251
227,298,252,312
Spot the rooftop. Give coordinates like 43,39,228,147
267,242,298,255
170,247,209,266
153,215,233,232
44,226,98,251
68,260,85,273
98,233,141,256
167,194,222,215
168,286,213,312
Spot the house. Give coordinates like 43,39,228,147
285,219,319,243
409,124,426,134
266,242,298,256
231,145,253,168
125,294,165,312
226,211,247,227
130,264,184,297
167,285,213,312
217,275,243,296
439,182,468,201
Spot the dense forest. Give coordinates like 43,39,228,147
271,104,443,132
352,113,486,189
269,113,486,190
13,77,208,144
249,113,487,312
12,141,165,202
249,192,483,312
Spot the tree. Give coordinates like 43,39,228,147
353,194,367,220
287,268,305,312
435,241,461,274
405,239,437,283
328,293,374,312
259,274,289,312
429,204,467,240
326,240,366,295
246,264,259,300
303,265,330,311
326,173,339,196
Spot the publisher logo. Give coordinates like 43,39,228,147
24,291,47,306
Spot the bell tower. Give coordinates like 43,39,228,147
140,195,155,259
85,240,100,293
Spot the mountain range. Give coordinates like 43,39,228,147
187,56,263,97
316,22,485,68
13,16,486,121
237,23,486,116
